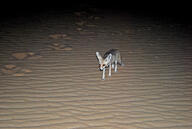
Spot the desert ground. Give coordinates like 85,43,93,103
0,9,192,129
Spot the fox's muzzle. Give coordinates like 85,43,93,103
99,65,105,71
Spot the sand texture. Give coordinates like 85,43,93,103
0,10,192,129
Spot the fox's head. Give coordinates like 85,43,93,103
96,52,112,71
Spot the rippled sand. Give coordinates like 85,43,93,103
0,10,192,129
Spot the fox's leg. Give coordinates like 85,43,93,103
112,64,114,69
102,68,105,80
115,60,118,72
109,63,111,76
118,54,124,66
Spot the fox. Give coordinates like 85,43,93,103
96,49,124,80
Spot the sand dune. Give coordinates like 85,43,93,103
0,10,192,129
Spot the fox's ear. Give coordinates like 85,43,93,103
105,53,112,63
96,52,103,64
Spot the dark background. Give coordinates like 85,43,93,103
0,1,192,24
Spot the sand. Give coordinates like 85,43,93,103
0,10,192,129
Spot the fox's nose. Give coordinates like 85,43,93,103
99,66,104,71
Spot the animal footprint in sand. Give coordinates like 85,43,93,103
49,43,72,51
12,52,42,60
1,64,32,76
49,34,71,40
